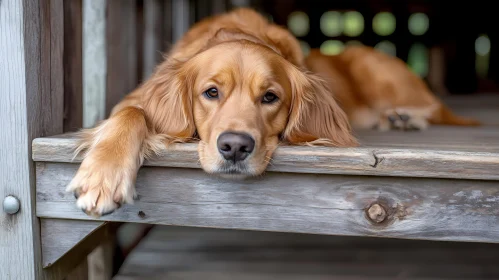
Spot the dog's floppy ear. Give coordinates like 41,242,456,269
141,58,196,140
283,66,358,147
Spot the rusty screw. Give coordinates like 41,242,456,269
367,203,387,223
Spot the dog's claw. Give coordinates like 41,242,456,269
101,209,115,216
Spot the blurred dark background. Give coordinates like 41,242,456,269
181,0,499,95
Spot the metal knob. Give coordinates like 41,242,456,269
3,196,20,214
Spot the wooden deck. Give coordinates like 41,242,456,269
30,94,499,277
3,0,496,277
114,226,499,279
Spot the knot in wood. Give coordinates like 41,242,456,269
367,203,387,223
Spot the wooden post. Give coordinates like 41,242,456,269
82,0,106,128
172,0,190,43
0,0,64,278
63,0,83,132
143,0,164,80
106,0,138,115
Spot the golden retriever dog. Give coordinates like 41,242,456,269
68,8,478,217
305,47,480,131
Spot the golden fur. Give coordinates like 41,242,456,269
305,47,480,131
68,8,356,216
68,8,478,217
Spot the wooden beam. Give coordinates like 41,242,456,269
0,0,63,278
36,161,499,243
41,219,104,267
172,0,190,43
142,0,164,80
63,0,83,132
82,0,106,128
33,129,499,180
106,0,138,115
42,222,115,279
64,258,88,280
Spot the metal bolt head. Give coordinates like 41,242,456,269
3,196,20,214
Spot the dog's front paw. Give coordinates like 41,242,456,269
66,157,137,217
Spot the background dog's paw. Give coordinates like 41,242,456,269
377,109,428,131
67,161,136,217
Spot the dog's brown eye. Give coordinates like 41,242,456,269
204,87,219,99
262,92,278,104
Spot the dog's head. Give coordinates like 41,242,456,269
143,28,357,178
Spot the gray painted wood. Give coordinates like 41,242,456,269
114,226,499,279
172,0,190,43
63,0,83,132
0,0,66,279
32,126,499,180
82,0,106,128
106,0,138,116
64,258,88,280
43,222,114,279
41,219,104,267
36,162,499,243
143,0,164,80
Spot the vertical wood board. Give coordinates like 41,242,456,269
1,0,64,278
82,0,106,127
63,0,83,132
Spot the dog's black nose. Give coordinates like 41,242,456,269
217,132,255,162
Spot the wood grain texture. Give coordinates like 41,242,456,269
115,226,499,279
142,0,164,80
41,219,104,267
63,0,83,132
106,0,138,115
172,0,190,43
36,162,499,243
33,126,499,180
42,221,114,279
64,258,88,280
82,0,106,127
1,0,63,279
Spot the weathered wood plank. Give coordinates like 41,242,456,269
41,219,104,267
63,0,83,132
42,221,114,279
115,226,499,279
142,0,164,80
87,231,114,280
1,0,64,279
36,162,499,243
32,127,499,180
172,0,191,43
82,0,106,127
106,0,138,115
64,258,88,280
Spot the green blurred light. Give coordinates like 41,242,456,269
408,43,429,77
300,40,311,57
288,11,309,37
408,13,429,35
373,12,396,36
343,11,364,37
375,40,396,56
320,11,343,37
320,40,345,56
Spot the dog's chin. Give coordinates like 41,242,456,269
205,162,264,180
